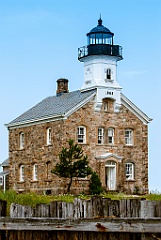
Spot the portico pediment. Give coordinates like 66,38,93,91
95,152,123,162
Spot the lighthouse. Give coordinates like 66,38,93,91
78,17,123,112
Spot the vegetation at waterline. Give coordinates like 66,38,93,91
0,190,161,215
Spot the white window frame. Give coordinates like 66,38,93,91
33,164,38,181
77,126,86,143
47,128,51,145
98,127,104,144
0,176,3,186
19,132,25,149
107,128,114,144
125,129,133,145
20,165,24,182
126,163,134,180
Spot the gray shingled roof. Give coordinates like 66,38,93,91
7,89,96,126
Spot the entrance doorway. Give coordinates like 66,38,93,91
105,161,116,190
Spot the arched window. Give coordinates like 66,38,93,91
33,164,38,181
106,69,111,79
47,128,51,145
77,126,86,143
125,129,133,145
20,165,24,182
19,132,25,149
107,128,114,144
98,127,104,144
126,162,134,180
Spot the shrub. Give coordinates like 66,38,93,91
89,172,103,195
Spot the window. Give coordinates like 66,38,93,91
33,164,38,181
103,102,108,112
20,165,24,182
47,128,51,145
0,176,3,186
19,132,25,149
77,126,86,143
126,163,134,180
98,127,104,144
107,128,114,144
125,129,133,145
106,69,111,79
46,161,51,179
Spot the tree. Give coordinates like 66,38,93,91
89,172,103,195
51,139,92,193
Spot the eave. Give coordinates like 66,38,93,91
121,94,152,125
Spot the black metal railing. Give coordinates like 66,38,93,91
78,44,123,60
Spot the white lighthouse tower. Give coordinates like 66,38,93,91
78,18,123,112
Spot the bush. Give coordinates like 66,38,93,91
89,172,103,195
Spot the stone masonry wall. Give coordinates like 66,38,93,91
8,97,148,194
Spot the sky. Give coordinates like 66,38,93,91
0,0,161,192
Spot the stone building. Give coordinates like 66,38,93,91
6,18,152,194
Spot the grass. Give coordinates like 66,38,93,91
0,190,161,216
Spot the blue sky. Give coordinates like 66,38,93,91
0,0,161,191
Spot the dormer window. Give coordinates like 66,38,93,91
106,69,111,79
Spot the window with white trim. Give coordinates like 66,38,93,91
125,129,133,145
77,126,86,143
47,128,51,145
19,132,25,149
20,165,24,182
126,163,134,180
98,127,104,144
107,128,114,144
0,176,3,185
33,164,38,181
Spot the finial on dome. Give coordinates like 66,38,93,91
98,14,102,26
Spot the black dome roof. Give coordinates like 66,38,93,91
87,18,114,36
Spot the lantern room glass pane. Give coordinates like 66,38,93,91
103,33,112,44
88,34,95,45
96,33,103,44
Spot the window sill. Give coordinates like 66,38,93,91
125,179,136,182
44,179,52,182
30,180,39,183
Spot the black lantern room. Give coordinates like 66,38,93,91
78,18,123,60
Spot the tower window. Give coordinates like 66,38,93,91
106,69,111,79
77,126,86,143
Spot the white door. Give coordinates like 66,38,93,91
106,161,116,190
